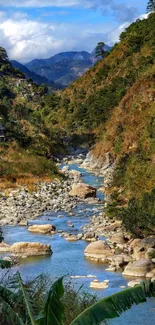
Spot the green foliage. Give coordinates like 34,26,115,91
70,281,155,325
1,273,155,325
62,283,97,325
147,0,155,13
58,13,155,132
95,42,107,58
35,277,64,325
0,260,11,269
116,189,155,237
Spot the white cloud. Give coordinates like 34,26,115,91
0,12,148,63
0,16,113,62
0,1,139,22
0,0,83,7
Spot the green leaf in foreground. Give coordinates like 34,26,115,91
70,281,155,325
36,277,64,325
0,259,11,269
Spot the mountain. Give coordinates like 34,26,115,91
25,47,111,87
11,60,60,89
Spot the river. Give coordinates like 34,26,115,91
1,162,155,324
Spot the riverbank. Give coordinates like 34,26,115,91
0,164,82,226
1,153,155,283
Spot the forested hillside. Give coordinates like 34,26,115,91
0,49,64,189
0,13,155,236
52,13,155,236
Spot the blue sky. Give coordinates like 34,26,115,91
0,0,147,62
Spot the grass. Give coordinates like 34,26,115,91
0,142,59,191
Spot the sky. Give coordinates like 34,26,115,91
0,0,147,63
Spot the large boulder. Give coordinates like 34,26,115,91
84,240,113,263
122,258,154,277
69,183,96,199
10,242,52,257
28,224,56,234
109,232,125,245
90,280,109,289
130,237,155,260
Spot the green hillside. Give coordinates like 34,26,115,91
54,13,155,236
0,48,64,190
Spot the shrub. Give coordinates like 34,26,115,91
116,189,155,237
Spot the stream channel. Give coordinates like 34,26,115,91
1,162,155,324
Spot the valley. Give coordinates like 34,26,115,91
0,9,155,325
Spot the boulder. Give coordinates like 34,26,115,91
65,235,79,242
19,220,28,226
69,183,96,199
84,232,96,241
146,268,155,278
90,280,109,289
85,198,101,204
101,221,122,233
84,240,113,263
122,258,154,277
0,243,10,252
109,232,125,245
10,242,52,257
109,254,131,268
128,280,141,288
130,237,155,260
28,224,56,234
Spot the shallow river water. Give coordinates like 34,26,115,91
1,163,155,324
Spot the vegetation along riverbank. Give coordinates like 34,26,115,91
0,4,155,325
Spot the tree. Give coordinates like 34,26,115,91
0,273,155,325
0,47,8,63
95,42,107,58
147,0,155,13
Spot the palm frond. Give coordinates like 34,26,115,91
70,280,155,325
35,277,64,325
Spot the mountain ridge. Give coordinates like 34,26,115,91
11,60,60,89
25,46,111,87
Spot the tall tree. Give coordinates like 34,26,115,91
95,42,107,58
0,47,8,62
147,0,155,13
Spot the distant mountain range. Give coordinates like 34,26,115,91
11,60,60,89
12,45,111,88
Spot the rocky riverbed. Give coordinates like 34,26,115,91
0,167,83,226
1,152,155,284
1,152,155,324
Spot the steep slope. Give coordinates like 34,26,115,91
58,14,154,132
53,13,155,235
0,49,64,190
26,48,110,87
11,60,59,88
